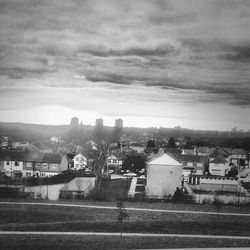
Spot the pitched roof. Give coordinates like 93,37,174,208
197,147,214,154
0,150,43,162
209,149,228,159
223,148,246,155
181,155,208,163
147,153,182,166
182,149,195,155
210,155,228,164
42,153,62,164
0,150,61,163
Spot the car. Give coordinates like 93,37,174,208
138,175,145,179
123,172,137,177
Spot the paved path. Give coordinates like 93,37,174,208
142,249,250,250
1,201,250,217
0,231,249,240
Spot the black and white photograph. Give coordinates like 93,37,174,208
0,0,250,249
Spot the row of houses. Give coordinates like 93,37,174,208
0,150,88,178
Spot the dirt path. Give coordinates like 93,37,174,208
0,231,250,240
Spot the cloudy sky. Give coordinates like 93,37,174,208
0,0,250,130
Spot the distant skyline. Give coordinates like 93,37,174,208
0,0,250,131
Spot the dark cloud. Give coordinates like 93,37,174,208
182,39,250,62
77,44,178,58
85,72,132,85
220,45,250,62
0,66,54,79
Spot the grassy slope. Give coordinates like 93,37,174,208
0,201,249,237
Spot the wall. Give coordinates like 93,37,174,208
62,177,96,194
146,164,182,198
25,184,64,200
24,177,96,200
200,177,238,185
198,183,239,193
194,193,250,205
60,155,69,172
189,177,248,193
209,163,228,176
128,177,138,197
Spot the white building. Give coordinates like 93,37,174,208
209,155,230,176
73,153,87,170
146,153,183,199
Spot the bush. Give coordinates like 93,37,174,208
172,187,194,204
213,195,224,208
202,198,212,205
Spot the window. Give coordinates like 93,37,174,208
51,163,55,168
6,161,9,165
15,161,19,166
75,157,79,161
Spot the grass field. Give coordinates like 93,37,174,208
1,235,250,250
0,199,250,249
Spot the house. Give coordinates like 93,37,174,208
0,150,43,178
209,148,229,161
39,153,66,177
72,153,87,170
181,155,208,176
145,153,183,199
223,148,247,167
107,154,123,168
181,149,196,155
197,147,215,156
11,141,28,149
87,140,98,150
61,154,74,171
209,155,230,176
50,136,60,144
129,146,145,154
0,150,64,178
121,147,137,155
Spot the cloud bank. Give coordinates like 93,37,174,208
0,0,249,129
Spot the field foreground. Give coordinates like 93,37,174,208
0,200,249,249
1,234,250,250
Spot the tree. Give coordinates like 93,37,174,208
146,140,156,148
166,137,176,148
122,154,146,173
116,199,129,237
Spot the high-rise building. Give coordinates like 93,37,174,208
70,117,79,127
115,118,123,129
96,118,104,128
